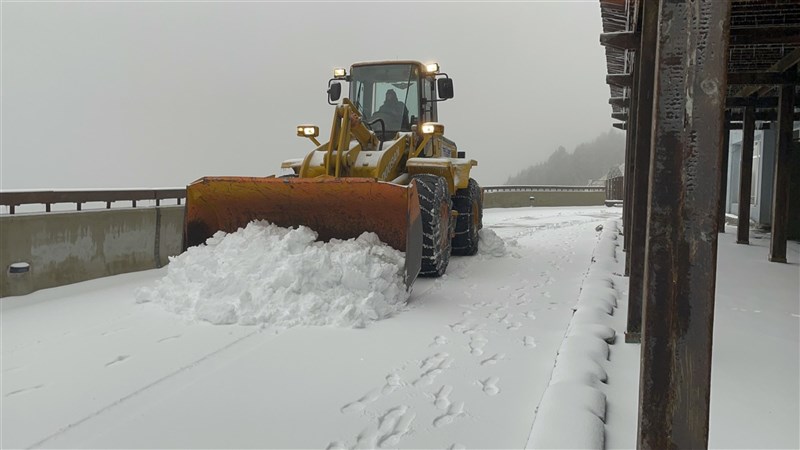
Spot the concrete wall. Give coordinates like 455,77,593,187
483,190,606,208
1,206,184,297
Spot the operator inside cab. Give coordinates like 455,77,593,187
376,89,410,132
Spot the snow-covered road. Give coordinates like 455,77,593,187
2,207,621,448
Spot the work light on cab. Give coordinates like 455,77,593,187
296,125,320,146
421,122,444,136
425,63,440,73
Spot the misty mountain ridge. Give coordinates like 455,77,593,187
506,130,625,186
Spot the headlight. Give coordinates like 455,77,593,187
425,62,440,73
421,122,444,136
333,68,347,79
296,125,319,137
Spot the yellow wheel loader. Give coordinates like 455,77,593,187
184,61,482,288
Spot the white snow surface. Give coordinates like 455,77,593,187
4,206,796,449
135,221,409,328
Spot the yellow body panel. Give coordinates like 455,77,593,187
184,61,479,288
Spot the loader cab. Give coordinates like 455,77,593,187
349,61,441,141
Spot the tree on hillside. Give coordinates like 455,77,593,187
506,130,625,185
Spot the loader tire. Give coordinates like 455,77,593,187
451,178,483,256
413,174,452,277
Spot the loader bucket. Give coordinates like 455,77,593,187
184,176,423,288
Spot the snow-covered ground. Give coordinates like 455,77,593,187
2,206,798,449
602,225,800,449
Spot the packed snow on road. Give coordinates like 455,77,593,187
3,206,624,448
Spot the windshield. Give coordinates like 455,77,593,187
350,64,420,132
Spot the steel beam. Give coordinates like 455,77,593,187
600,30,640,50
769,84,795,263
736,48,800,98
637,0,730,448
625,0,657,345
610,96,631,108
613,122,627,130
612,112,628,121
718,127,731,232
729,25,800,46
737,106,755,245
607,73,633,88
727,71,798,85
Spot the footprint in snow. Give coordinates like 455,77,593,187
478,377,501,396
381,373,403,395
350,405,416,449
448,321,467,333
523,312,537,320
480,353,507,366
433,401,465,428
449,444,467,450
430,335,448,347
414,354,454,387
542,291,552,298
468,336,488,356
506,322,522,331
432,384,453,410
462,323,485,335
523,336,537,348
341,388,382,413
420,353,450,371
105,355,131,367
376,406,416,448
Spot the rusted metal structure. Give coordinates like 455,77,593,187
599,0,799,447
0,189,185,214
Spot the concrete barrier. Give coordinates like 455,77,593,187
1,206,184,298
0,184,604,298
483,187,606,208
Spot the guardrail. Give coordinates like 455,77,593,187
482,185,606,193
0,189,186,214
0,185,608,214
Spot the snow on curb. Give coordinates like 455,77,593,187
526,220,620,449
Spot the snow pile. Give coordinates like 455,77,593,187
135,221,409,328
478,228,508,257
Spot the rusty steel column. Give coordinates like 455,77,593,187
624,133,634,275
637,0,731,448
625,0,658,344
737,105,755,244
718,125,731,232
624,53,640,276
769,83,795,263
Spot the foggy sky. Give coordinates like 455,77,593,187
2,1,613,190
